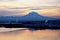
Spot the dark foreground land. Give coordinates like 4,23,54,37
0,24,60,29
0,24,60,30
0,20,60,30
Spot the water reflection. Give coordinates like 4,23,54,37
0,28,60,40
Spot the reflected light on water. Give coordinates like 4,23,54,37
0,28,60,40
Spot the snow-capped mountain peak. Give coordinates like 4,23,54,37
25,12,42,17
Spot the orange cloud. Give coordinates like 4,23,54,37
31,8,60,17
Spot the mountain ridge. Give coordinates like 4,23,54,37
0,11,60,21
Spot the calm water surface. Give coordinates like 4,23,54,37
0,28,60,40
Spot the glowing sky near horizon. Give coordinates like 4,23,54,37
0,0,60,17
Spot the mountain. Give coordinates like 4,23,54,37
25,12,43,17
0,11,60,22
19,12,46,21
19,11,60,21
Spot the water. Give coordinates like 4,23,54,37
0,28,60,40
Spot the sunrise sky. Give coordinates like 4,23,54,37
0,0,60,17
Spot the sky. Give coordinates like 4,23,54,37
0,0,60,17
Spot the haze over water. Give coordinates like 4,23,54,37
0,28,60,40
